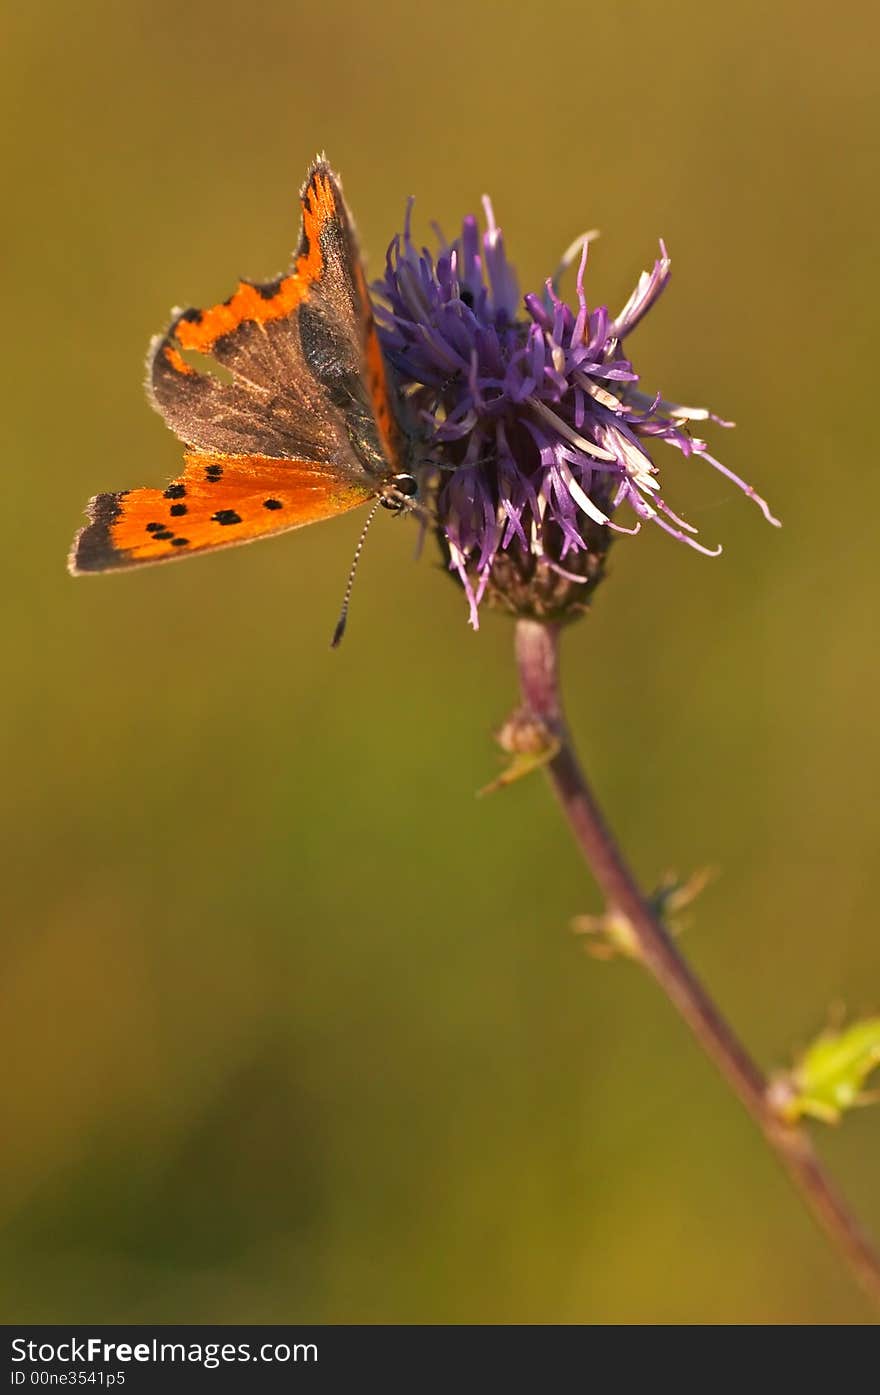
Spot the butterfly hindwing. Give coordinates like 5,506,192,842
70,453,374,573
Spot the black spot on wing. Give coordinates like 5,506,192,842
211,509,242,526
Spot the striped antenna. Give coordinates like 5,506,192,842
330,496,385,648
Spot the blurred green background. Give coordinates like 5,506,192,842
2,0,878,1325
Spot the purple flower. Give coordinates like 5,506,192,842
374,198,779,628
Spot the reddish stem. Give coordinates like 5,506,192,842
515,617,880,1312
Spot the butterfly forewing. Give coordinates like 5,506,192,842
72,455,374,573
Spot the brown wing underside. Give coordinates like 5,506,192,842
69,453,373,574
146,159,407,476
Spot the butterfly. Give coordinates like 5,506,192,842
69,158,419,643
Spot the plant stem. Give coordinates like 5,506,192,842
514,616,880,1311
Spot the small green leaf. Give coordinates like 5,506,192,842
572,867,713,961
648,868,715,930
477,740,560,797
772,1018,880,1125
479,708,560,796
571,906,641,960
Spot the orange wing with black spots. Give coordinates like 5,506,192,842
71,453,374,573
70,158,413,577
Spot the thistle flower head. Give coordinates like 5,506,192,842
375,199,779,626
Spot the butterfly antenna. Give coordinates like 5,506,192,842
330,496,385,648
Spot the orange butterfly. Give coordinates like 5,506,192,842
69,159,418,642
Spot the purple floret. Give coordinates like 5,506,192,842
375,198,779,627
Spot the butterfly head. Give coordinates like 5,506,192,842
380,472,419,512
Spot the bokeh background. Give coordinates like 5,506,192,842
2,0,878,1325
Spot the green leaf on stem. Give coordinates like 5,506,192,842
480,706,561,796
477,741,561,796
771,1018,880,1125
648,868,715,927
572,867,713,960
571,905,640,960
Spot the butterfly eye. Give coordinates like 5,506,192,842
392,473,418,498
